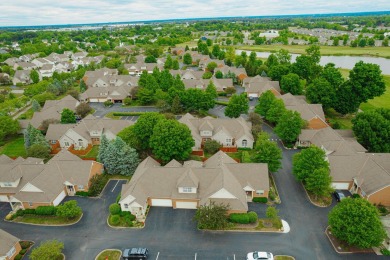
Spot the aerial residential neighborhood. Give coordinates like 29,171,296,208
0,3,390,260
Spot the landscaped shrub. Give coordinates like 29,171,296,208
88,174,109,196
381,248,390,256
109,203,121,215
20,249,27,255
252,197,268,203
352,194,361,198
75,191,89,197
23,209,36,215
203,140,221,155
14,254,22,260
110,215,120,225
104,100,113,107
35,206,56,215
20,241,32,249
229,213,250,224
116,195,121,203
112,112,148,116
248,211,258,223
123,97,132,106
124,215,134,227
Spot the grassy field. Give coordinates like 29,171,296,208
96,250,121,260
234,45,390,58
0,135,26,157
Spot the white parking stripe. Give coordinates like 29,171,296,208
234,254,235,260
111,180,119,192
156,252,160,260
195,253,197,260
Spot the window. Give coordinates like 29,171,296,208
6,246,16,258
226,138,232,143
78,139,83,147
78,185,84,190
51,140,57,144
183,187,192,193
256,190,264,195
64,141,70,147
242,139,247,147
28,202,33,207
124,204,129,209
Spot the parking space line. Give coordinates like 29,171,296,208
234,254,235,260
111,180,119,192
195,253,197,260
156,252,159,260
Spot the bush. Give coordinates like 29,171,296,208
352,194,361,198
218,92,227,96
24,209,36,215
124,215,134,226
381,248,390,256
104,100,113,107
252,197,268,203
110,215,120,225
116,195,121,203
20,241,31,249
378,205,389,215
88,174,109,197
109,203,121,215
248,211,258,223
112,112,148,116
123,97,132,106
35,206,56,216
20,249,27,255
229,213,250,224
75,191,89,197
203,140,221,155
14,254,22,260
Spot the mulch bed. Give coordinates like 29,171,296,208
325,227,374,254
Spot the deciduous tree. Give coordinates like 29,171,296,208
132,112,165,150
280,73,303,95
292,145,329,181
56,200,82,219
328,198,386,248
61,108,76,124
224,94,249,118
274,110,305,144
29,240,64,260
252,132,282,172
194,202,230,230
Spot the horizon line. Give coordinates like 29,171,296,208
1,10,390,29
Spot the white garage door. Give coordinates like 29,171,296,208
176,201,198,209
248,93,258,98
89,99,99,102
0,195,9,202
332,183,350,190
53,190,66,206
151,199,172,207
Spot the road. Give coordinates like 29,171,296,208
89,103,159,118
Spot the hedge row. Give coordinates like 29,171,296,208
253,197,268,203
13,206,57,217
215,100,229,106
229,211,258,224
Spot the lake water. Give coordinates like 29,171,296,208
236,50,390,75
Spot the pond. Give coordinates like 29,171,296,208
236,50,390,75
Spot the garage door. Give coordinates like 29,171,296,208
332,183,350,190
0,195,9,202
89,99,99,102
53,190,66,206
151,199,172,207
248,93,258,98
176,201,198,209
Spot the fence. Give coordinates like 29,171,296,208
67,144,93,156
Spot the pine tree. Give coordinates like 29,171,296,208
32,99,41,112
97,134,109,164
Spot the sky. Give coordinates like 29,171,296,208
0,0,389,27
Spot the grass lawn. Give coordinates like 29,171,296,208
17,108,34,120
96,249,122,260
81,145,99,159
13,214,82,225
360,74,390,111
104,112,121,119
233,44,390,58
0,135,26,157
275,256,295,260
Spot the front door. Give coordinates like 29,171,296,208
67,185,75,195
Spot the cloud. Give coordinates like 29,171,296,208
0,0,389,26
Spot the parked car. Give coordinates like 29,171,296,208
333,190,346,202
246,251,274,260
122,248,149,259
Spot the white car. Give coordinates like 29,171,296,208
246,251,274,260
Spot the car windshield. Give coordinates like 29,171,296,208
339,193,345,198
253,252,269,259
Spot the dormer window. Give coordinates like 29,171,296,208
182,187,193,193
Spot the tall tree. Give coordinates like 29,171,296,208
306,77,336,109
266,99,286,124
268,64,290,82
328,198,386,248
75,103,92,118
150,119,194,163
205,80,218,99
274,110,305,144
61,108,76,124
280,73,303,95
30,240,64,260
255,90,277,117
172,59,180,70
183,53,193,65
97,134,109,163
132,112,165,150
252,132,282,172
352,108,390,152
292,145,329,181
30,69,40,84
305,167,332,199
180,89,215,112
164,55,173,69
321,63,344,88
32,99,41,112
275,49,292,64
224,94,249,118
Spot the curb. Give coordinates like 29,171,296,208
5,213,83,227
325,226,354,254
95,249,122,260
106,215,145,229
301,182,331,208
274,255,295,260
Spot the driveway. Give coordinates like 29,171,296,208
90,103,159,118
